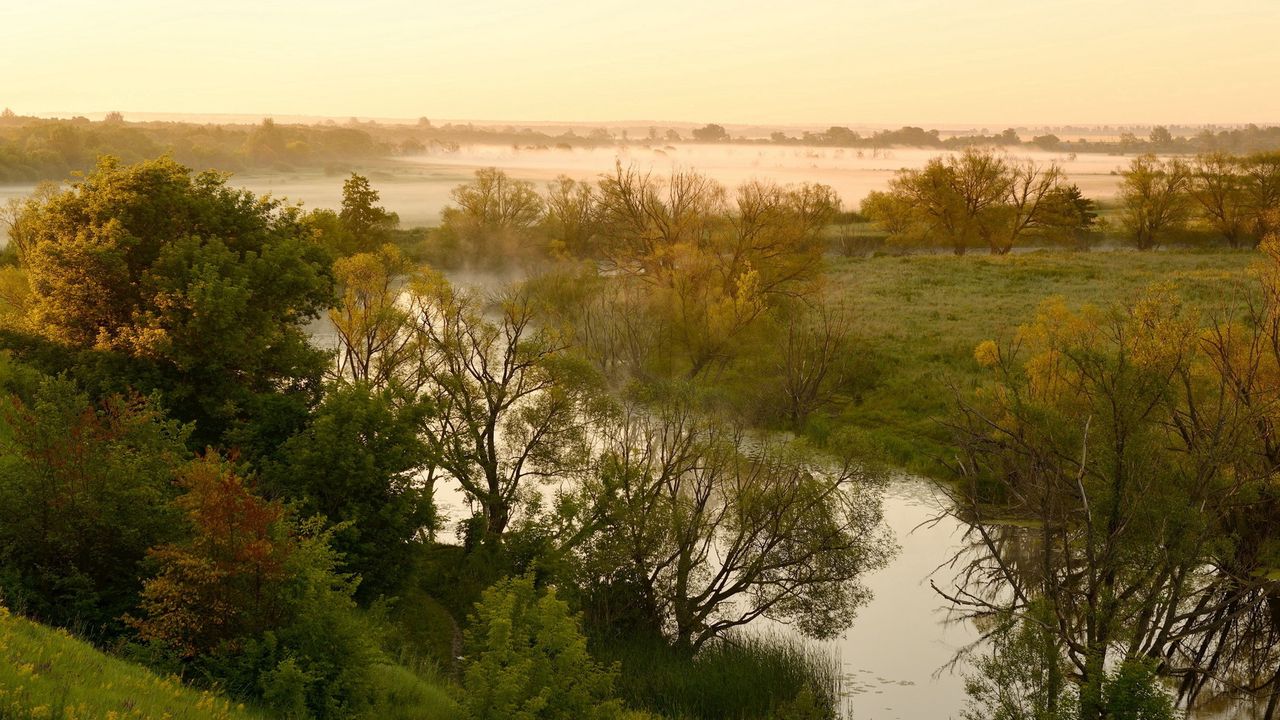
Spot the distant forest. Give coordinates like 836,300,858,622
3,108,1280,183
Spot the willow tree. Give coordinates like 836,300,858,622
575,389,894,653
591,164,839,378
1118,154,1192,250
946,282,1280,719
406,272,593,539
868,148,1074,254
440,167,545,263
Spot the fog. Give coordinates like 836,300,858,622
0,143,1131,232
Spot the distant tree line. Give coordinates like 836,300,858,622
8,109,1280,185
859,148,1280,253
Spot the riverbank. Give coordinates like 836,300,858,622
823,249,1257,475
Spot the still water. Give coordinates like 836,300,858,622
803,477,974,720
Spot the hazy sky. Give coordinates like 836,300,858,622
3,0,1278,126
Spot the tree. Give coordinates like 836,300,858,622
963,613,1074,720
873,149,1087,254
0,375,189,635
993,160,1066,254
409,274,591,539
266,382,434,600
773,301,857,428
946,287,1275,720
691,124,729,142
889,148,1013,254
1245,152,1280,241
1040,184,1099,249
440,168,545,264
128,454,380,719
328,244,418,390
861,189,920,244
725,180,838,298
14,156,332,450
543,176,598,257
129,454,293,658
592,165,837,378
338,173,398,254
576,389,894,653
1117,154,1192,250
1190,152,1252,248
461,575,622,720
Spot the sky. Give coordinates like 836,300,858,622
2,0,1278,127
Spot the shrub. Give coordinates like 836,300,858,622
462,575,621,720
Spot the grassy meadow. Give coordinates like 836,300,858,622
824,249,1258,474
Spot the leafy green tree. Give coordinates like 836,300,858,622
1190,152,1253,248
14,156,333,450
328,244,417,390
0,373,189,636
1041,184,1099,249
963,614,1074,720
543,175,598,257
951,286,1273,720
339,173,398,254
462,575,622,720
266,382,434,600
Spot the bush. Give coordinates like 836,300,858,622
461,575,622,720
0,374,188,637
601,633,842,720
128,456,382,719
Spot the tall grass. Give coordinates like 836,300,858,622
601,632,844,720
365,663,459,720
0,605,263,720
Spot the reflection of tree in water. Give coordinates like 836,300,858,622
941,518,1280,717
930,251,1280,718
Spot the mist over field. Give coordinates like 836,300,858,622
5,1,1280,719
199,144,1131,228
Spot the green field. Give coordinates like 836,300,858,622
826,249,1257,474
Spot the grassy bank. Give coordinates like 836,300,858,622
826,249,1256,474
0,604,461,720
0,605,263,720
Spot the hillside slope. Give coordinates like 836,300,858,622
0,605,263,720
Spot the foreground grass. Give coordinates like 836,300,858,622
0,604,463,720
601,633,842,720
826,249,1256,474
0,606,262,720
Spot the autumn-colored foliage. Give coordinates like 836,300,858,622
128,455,291,658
